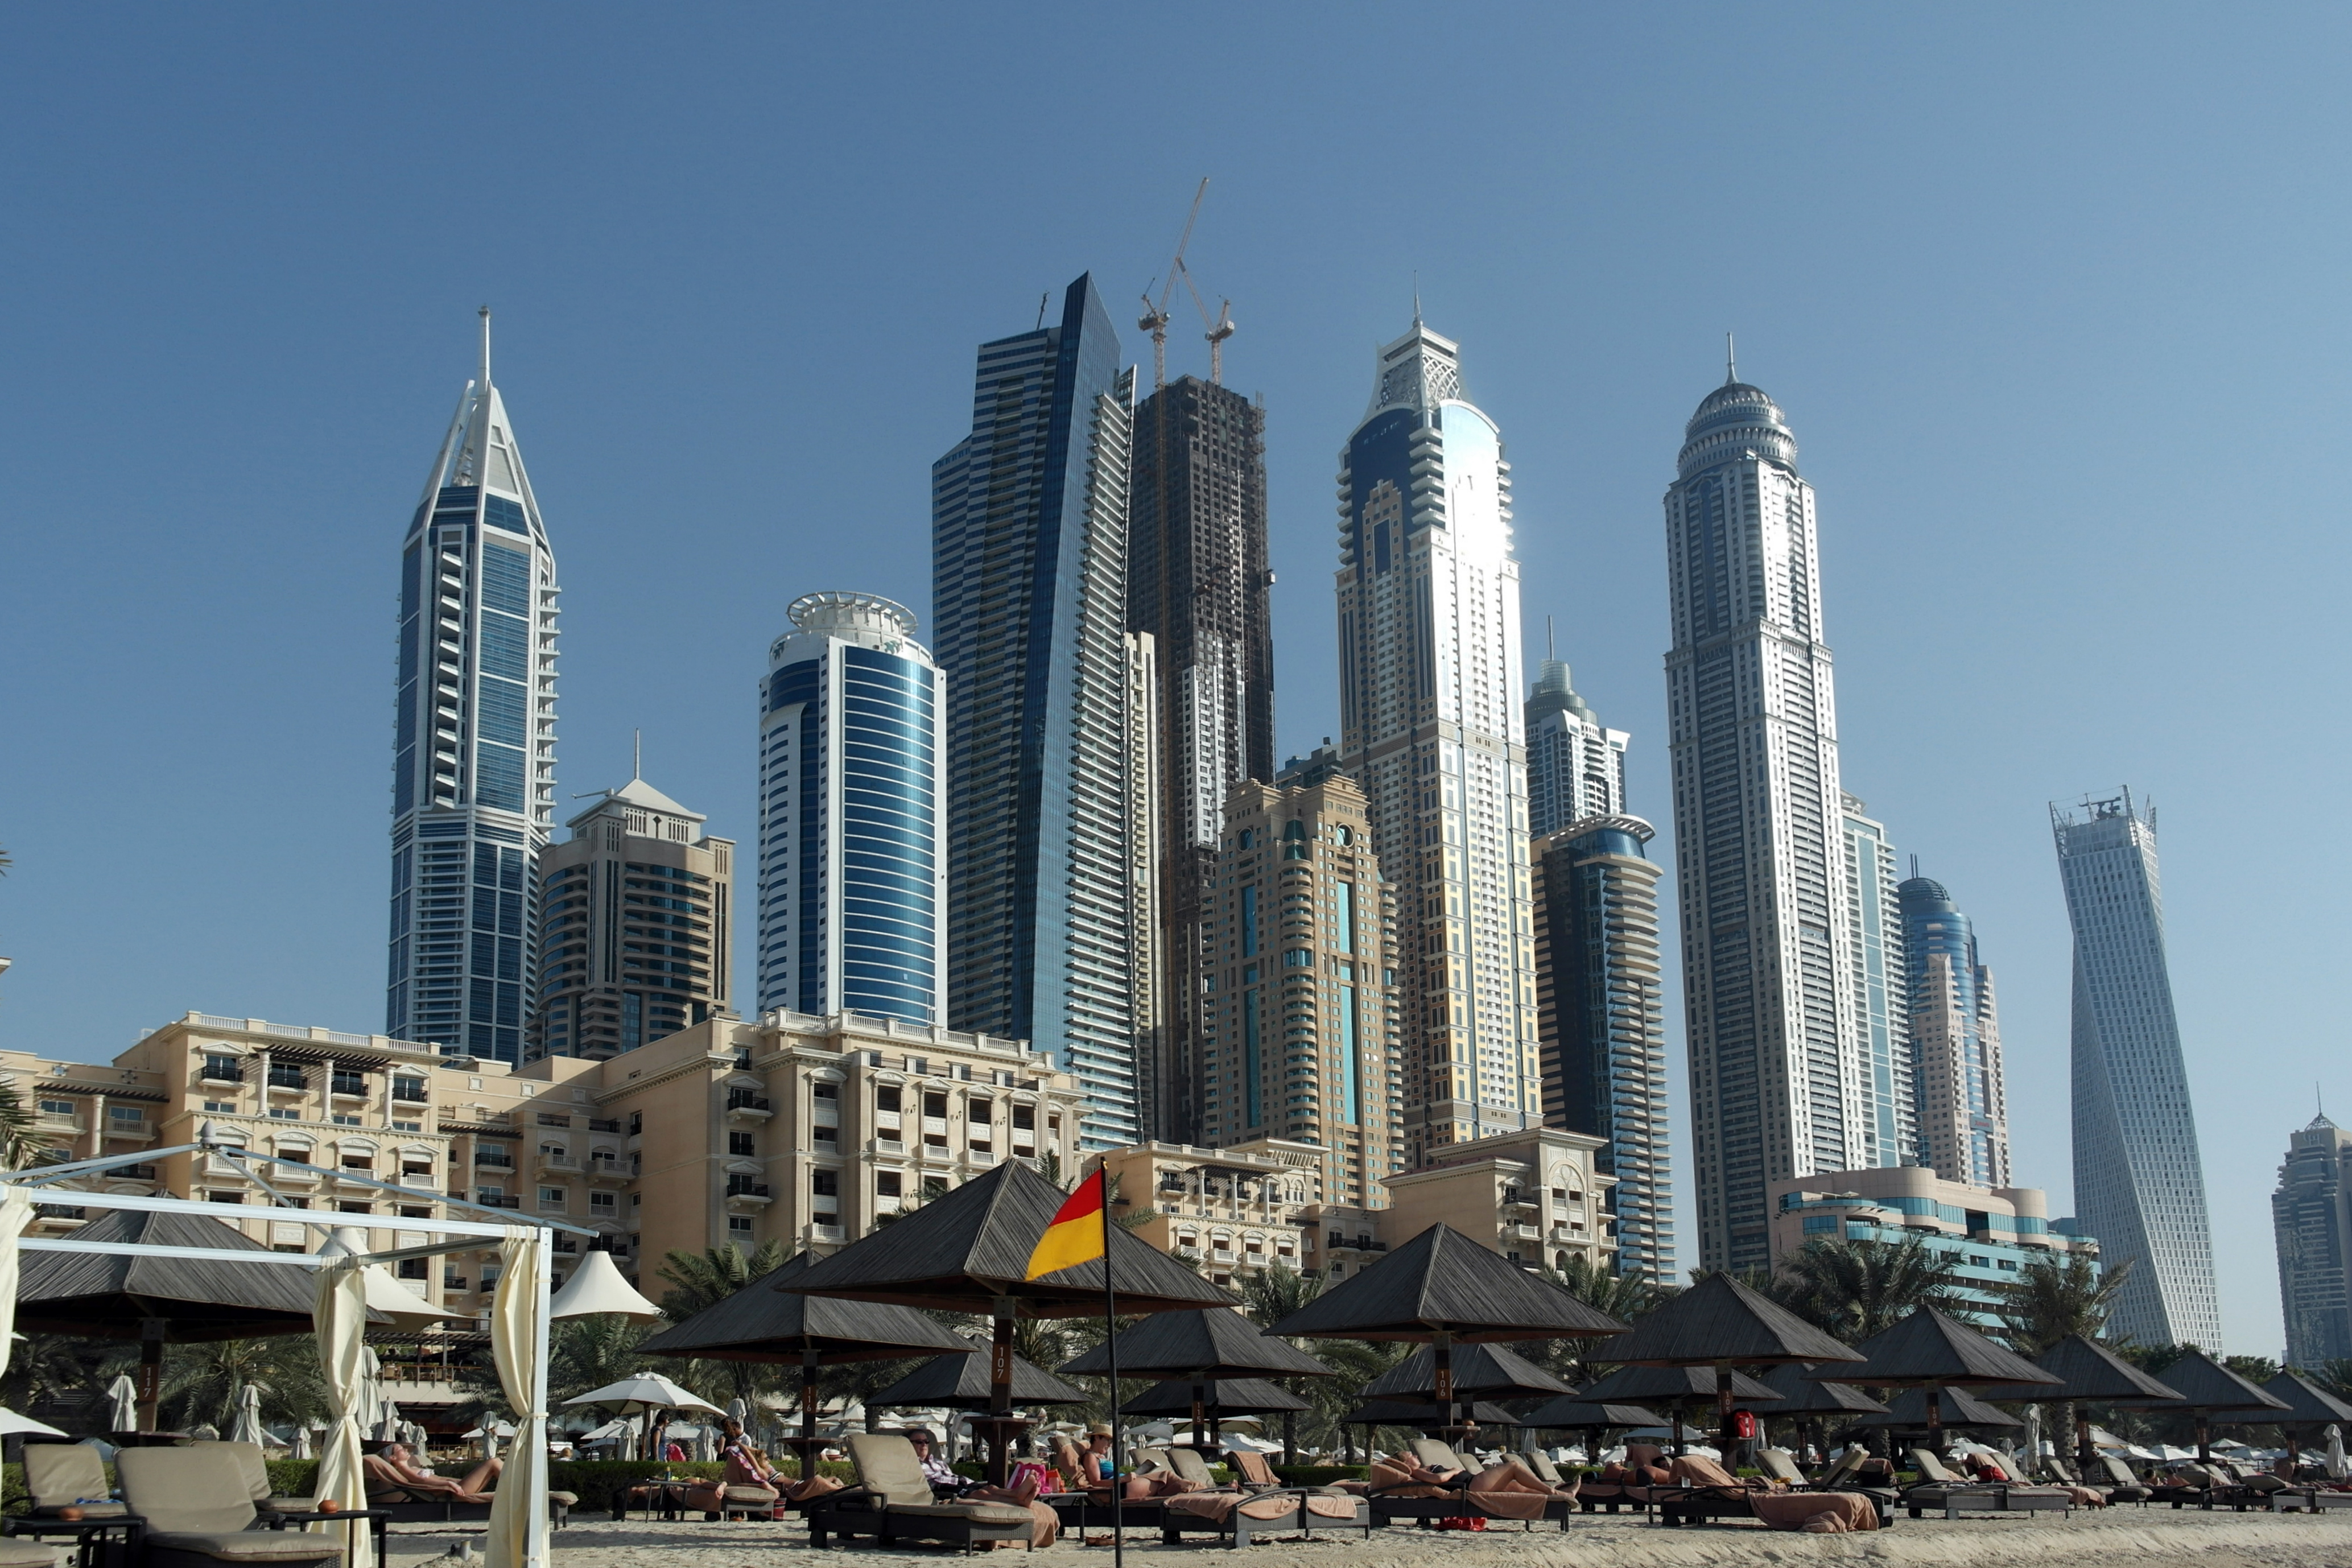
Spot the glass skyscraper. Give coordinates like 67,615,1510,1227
1532,814,1674,1281
2052,789,2222,1349
386,313,559,1062
1897,873,2010,1189
932,275,1142,1147
1665,373,1880,1272
1128,374,1274,1143
1334,315,1536,1166
2273,1112,2352,1368
1841,795,1915,1172
1525,660,1625,840
757,593,946,1026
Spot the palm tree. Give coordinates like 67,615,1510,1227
655,1240,789,1320
162,1337,326,1433
547,1313,657,1404
1998,1253,2132,1355
1777,1235,1962,1343
0,1077,49,1172
1526,1256,1673,1385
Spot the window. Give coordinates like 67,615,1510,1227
38,1100,72,1117
728,1132,757,1157
269,1108,300,1121
967,1100,991,1124
397,1258,429,1280
589,1192,616,1213
539,1188,566,1210
876,1086,902,1115
393,1078,429,1103
205,1101,237,1113
109,1107,145,1126
337,1200,372,1214
399,1206,432,1220
922,1092,947,1119
341,1154,373,1170
201,1057,242,1083
208,1191,244,1204
728,1216,754,1237
1013,1104,1035,1131
811,1170,840,1198
628,1112,643,1135
876,1171,903,1198
391,1120,422,1133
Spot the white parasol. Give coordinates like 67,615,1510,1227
2327,1423,2346,1480
0,1406,66,1437
230,1384,267,1446
547,1249,663,1322
104,1374,138,1435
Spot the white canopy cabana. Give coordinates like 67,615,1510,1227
0,1132,597,1568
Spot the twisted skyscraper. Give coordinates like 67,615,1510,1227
1666,372,1901,1272
2053,790,2222,1349
387,313,559,1061
1334,316,1535,1166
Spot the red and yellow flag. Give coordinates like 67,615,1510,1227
1024,1170,1108,1280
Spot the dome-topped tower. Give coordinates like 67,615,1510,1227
1677,379,1797,479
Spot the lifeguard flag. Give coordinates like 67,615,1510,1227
1024,1170,1108,1280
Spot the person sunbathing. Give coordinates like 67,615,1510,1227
363,1442,500,1505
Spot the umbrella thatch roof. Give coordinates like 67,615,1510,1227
1120,1377,1309,1418
2110,1350,2287,1415
1518,1394,1669,1429
779,1161,1235,1317
1974,1334,2183,1404
1361,1341,1573,1402
1264,1224,1625,1342
2262,1372,2352,1426
1759,1362,1890,1416
1859,1385,2023,1430
1342,1398,1519,1429
1593,1273,1859,1368
866,1344,1089,1411
1829,1307,2058,1389
15,1208,382,1341
1059,1307,1328,1380
1577,1363,1782,1405
638,1252,967,1364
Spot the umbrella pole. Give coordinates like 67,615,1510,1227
1282,1407,1295,1466
988,1295,1016,1489
1433,1330,1456,1438
1925,1385,1944,1456
137,1319,167,1435
1715,1364,1734,1460
2196,1410,2210,1466
2076,1408,2093,1474
799,1347,820,1488
1191,1379,1206,1453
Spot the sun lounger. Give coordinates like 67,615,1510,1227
1578,1441,1665,1514
1903,1451,2071,1520
0,1544,62,1568
114,1448,345,1568
20,1443,130,1520
1653,1455,1878,1532
805,1434,1036,1554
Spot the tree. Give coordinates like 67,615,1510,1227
1527,1256,1675,1385
1776,1235,1962,1343
1998,1253,2134,1354
161,1336,325,1433
656,1240,789,1321
547,1314,657,1405
1236,1261,1321,1330
2313,1358,2352,1403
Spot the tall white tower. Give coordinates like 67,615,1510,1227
1334,316,1536,1166
1665,373,1882,1273
387,312,560,1062
2053,790,2222,1350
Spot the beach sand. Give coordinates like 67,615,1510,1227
381,1503,2352,1568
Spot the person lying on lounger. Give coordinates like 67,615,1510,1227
364,1441,501,1505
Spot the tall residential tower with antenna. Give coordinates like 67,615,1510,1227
387,312,561,1063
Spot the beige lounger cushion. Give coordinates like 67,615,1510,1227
0,1542,61,1568
22,1446,115,1512
547,1492,579,1507
889,1502,1034,1525
141,1534,343,1563
116,1446,265,1534
845,1433,939,1508
28,1504,129,1520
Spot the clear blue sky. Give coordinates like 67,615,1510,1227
5,4,2344,1355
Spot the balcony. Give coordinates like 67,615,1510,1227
271,1162,321,1185
538,1153,580,1173
806,1223,844,1243
266,1069,307,1094
586,1119,622,1133
329,1077,369,1100
725,1092,772,1123
869,1137,905,1156
724,1181,772,1207
1501,1222,1541,1241
473,1153,515,1171
586,1157,630,1185
473,1193,521,1211
104,1121,156,1144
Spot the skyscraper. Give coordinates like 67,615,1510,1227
1128,375,1274,1144
531,775,733,1059
2273,1112,2352,1368
2052,790,2222,1350
932,275,1141,1148
1532,814,1674,1280
1842,795,1915,1171
387,313,559,1062
1897,873,2011,1189
757,593,947,1026
1665,372,1876,1272
1334,316,1536,1166
1197,774,1404,1202
1525,659,1626,840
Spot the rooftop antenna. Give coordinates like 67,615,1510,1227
1140,178,1209,387
1725,331,1736,386
633,728,642,782
1035,292,1049,331
1545,614,1555,662
479,306,492,389
1413,273,1422,326
1910,853,1920,878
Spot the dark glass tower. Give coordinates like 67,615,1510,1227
1128,375,1273,1142
1896,875,2009,1189
387,314,558,1061
932,275,1140,1147
1533,815,1674,1280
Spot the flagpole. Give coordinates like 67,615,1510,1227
1101,1165,1123,1568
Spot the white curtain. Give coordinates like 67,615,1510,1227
484,1233,547,1568
312,1260,370,1565
0,1186,32,1384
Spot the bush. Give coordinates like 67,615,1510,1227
1270,1464,1368,1485
267,1460,320,1501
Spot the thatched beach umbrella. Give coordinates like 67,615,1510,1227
1577,1361,1783,1456
868,1343,1090,1410
783,1162,1233,1484
1586,1271,1855,1455
1824,1307,2057,1453
15,1208,388,1432
1757,1362,1889,1460
1059,1307,1329,1450
1120,1376,1307,1420
639,1250,967,1479
1363,1341,1573,1402
1265,1224,1624,1436
2261,1372,2352,1468
1343,1397,1519,1452
1859,1385,2023,1438
1974,1334,2182,1471
1518,1392,1669,1461
2107,1348,2285,1464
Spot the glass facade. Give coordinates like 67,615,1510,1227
386,339,557,1064
758,594,946,1028
1897,875,2010,1189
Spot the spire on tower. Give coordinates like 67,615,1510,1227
1725,331,1737,386
479,306,492,390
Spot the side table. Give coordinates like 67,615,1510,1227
1,1515,142,1568
262,1508,390,1568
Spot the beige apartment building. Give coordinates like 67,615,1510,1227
4,1005,1081,1322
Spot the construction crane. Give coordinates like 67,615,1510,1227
1179,263,1236,386
1140,178,1209,389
